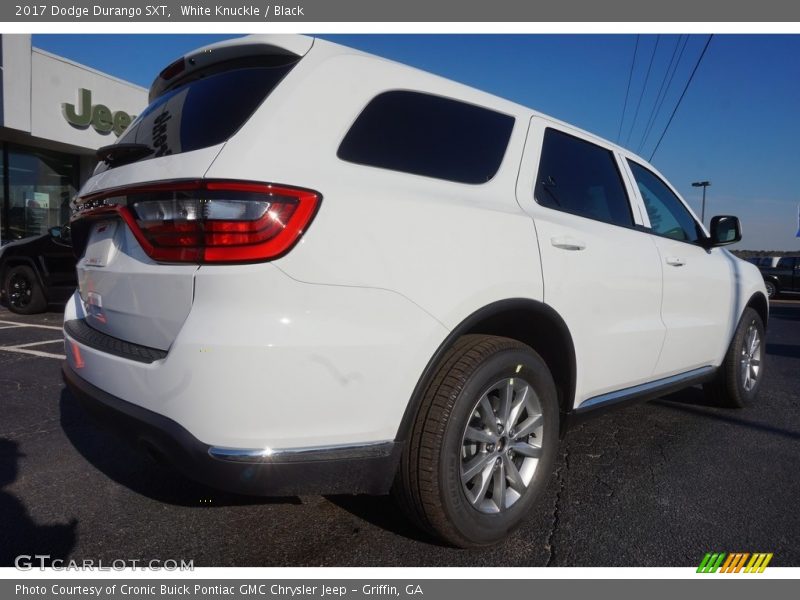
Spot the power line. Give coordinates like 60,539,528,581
625,35,660,147
637,35,686,154
648,34,714,162
617,35,639,144
639,35,689,154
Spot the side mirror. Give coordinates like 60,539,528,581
49,225,72,245
708,215,741,247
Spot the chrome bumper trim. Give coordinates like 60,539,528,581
208,440,395,463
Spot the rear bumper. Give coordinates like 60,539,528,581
62,264,447,451
62,363,402,496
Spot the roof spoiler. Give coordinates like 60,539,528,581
148,35,315,102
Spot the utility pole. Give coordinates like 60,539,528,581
692,181,711,225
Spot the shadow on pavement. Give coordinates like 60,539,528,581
653,391,800,442
58,388,300,508
769,304,800,322
60,387,443,544
654,385,723,408
325,494,442,546
0,438,77,566
766,342,800,359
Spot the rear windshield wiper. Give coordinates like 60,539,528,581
96,143,154,167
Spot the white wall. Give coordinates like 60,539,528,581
1,35,32,133
29,48,147,150
1,35,147,152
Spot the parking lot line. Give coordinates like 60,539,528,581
6,339,64,349
0,347,65,359
0,319,63,331
0,339,66,360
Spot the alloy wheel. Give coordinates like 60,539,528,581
740,321,762,392
8,273,33,309
460,377,544,514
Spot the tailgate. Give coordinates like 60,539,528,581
69,36,314,351
76,217,197,351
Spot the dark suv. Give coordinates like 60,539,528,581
752,256,800,299
0,227,77,314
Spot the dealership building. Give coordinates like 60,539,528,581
0,34,147,245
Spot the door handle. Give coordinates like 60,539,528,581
666,256,685,267
550,236,586,251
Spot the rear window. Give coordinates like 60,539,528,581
337,90,515,184
98,60,298,172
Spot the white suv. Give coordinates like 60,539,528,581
62,35,768,547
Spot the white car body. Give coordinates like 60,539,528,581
62,35,767,510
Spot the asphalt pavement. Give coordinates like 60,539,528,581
0,301,798,567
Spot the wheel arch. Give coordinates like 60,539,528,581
746,291,769,330
395,298,577,443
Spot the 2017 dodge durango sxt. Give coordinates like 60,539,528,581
62,34,768,547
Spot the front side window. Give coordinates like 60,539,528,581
628,161,703,243
776,257,796,269
337,90,515,184
534,128,633,227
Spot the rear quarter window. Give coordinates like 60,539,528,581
337,90,515,185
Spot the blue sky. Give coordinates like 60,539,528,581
34,34,800,251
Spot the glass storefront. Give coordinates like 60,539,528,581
1,142,79,244
0,148,4,243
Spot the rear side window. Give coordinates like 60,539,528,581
99,60,298,172
337,91,515,184
628,161,703,243
534,128,633,227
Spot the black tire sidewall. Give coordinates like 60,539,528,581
764,281,776,299
437,347,559,546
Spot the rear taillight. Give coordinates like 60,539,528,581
73,180,320,264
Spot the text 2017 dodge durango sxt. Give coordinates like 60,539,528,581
62,35,768,547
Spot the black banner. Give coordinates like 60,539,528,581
5,0,800,22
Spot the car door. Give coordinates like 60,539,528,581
41,229,77,288
516,118,666,407
622,158,736,376
774,257,797,291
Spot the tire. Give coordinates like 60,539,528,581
703,307,765,408
3,265,47,315
764,280,777,300
394,334,559,547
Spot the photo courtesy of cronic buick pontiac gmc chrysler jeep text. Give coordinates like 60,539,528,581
61,35,769,548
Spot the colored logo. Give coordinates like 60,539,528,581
697,552,773,573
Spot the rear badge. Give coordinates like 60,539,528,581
85,291,107,323
84,220,118,267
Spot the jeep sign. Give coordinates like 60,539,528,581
62,88,135,136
